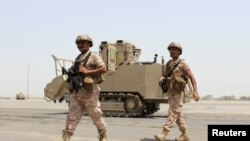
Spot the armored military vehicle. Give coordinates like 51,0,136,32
98,40,193,117
44,40,193,117
16,92,26,100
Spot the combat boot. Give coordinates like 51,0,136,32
175,129,190,141
154,128,169,141
99,130,109,141
62,129,73,141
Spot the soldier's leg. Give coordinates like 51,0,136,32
176,105,187,133
154,97,178,141
164,95,180,130
88,106,108,141
63,94,84,140
175,106,190,141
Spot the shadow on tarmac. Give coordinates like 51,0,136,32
140,138,175,141
45,112,169,118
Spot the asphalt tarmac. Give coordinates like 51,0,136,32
0,99,250,141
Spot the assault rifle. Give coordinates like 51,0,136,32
51,54,88,94
62,67,88,94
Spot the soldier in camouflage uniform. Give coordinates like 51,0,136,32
154,42,200,141
62,34,108,141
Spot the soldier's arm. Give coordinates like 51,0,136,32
182,61,200,102
79,64,106,75
186,69,200,102
79,53,107,75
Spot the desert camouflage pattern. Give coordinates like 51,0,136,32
163,59,190,132
65,52,107,134
78,52,105,83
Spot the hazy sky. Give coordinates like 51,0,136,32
1,0,250,98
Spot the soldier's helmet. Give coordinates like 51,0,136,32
75,34,93,47
167,42,182,55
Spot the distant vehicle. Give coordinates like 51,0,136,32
44,40,194,117
16,92,26,100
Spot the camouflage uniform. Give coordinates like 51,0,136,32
65,52,107,135
155,58,191,141
155,42,198,141
163,59,189,132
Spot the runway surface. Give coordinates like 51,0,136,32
0,99,250,141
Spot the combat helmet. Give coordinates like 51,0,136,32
167,42,182,55
75,34,93,47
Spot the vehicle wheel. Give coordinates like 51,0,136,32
125,98,138,113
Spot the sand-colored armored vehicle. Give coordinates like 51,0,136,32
98,40,193,117
44,40,193,117
16,92,26,100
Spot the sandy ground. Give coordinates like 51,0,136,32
0,99,250,141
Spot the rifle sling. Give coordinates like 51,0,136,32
73,52,92,93
165,59,182,77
